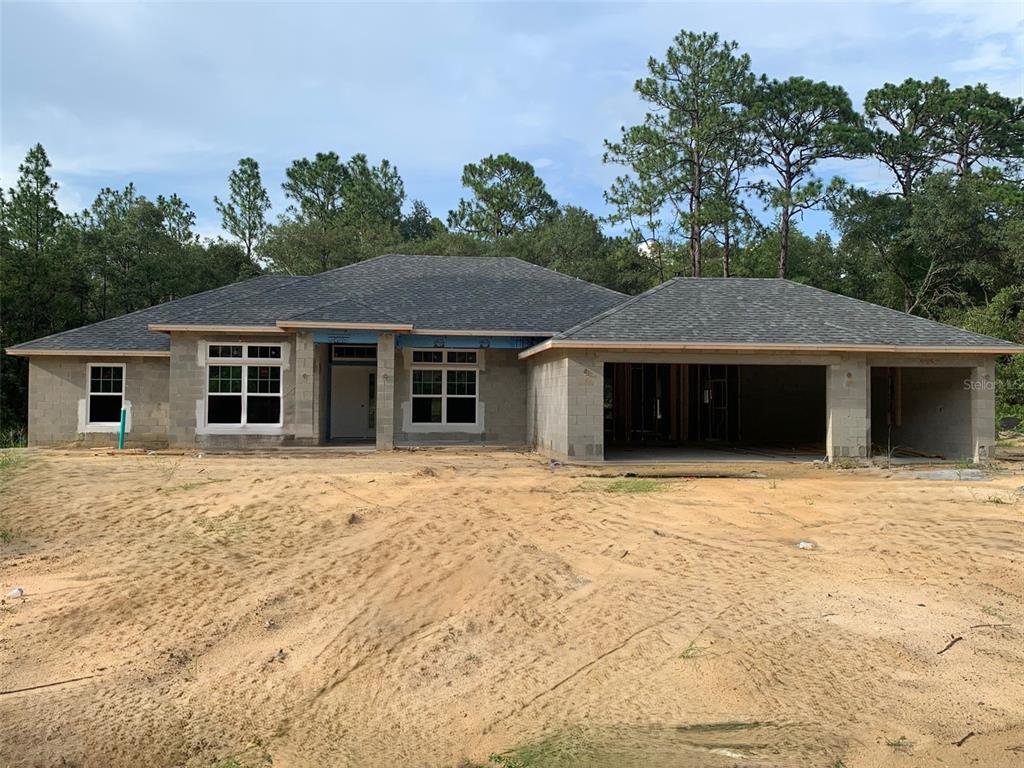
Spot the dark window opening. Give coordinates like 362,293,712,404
412,397,442,423
208,395,243,424
209,345,243,358
248,345,281,359
89,394,123,423
247,396,281,424
413,350,444,363
447,397,476,423
332,345,376,360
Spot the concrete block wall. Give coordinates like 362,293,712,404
376,333,396,450
883,367,972,460
867,354,996,464
293,332,317,441
27,356,169,447
526,353,569,458
970,360,996,463
392,347,527,445
565,352,604,460
167,332,315,448
826,354,870,460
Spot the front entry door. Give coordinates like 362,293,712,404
330,366,376,439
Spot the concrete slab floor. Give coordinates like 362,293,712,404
603,444,826,464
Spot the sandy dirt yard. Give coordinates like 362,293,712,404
0,448,1022,768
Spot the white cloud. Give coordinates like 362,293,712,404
952,40,1019,72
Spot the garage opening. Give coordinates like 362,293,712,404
870,367,972,461
604,363,826,461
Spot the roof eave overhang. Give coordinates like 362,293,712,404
409,328,555,337
148,324,287,334
276,320,415,331
6,348,171,358
518,339,1024,360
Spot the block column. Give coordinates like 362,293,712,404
565,352,604,460
293,331,317,440
826,354,870,461
376,333,396,450
969,360,996,463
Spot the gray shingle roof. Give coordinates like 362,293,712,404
8,256,626,352
554,278,1021,349
7,276,300,353
167,254,627,333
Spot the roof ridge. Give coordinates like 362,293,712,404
7,274,286,349
167,273,321,325
555,278,678,339
781,279,1013,345
502,256,629,299
315,253,394,276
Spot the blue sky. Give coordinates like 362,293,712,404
2,1,1022,241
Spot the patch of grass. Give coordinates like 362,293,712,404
982,605,1008,621
211,760,243,768
679,641,707,659
676,721,765,733
885,736,913,754
0,528,14,544
984,494,1010,504
606,478,661,493
578,477,664,494
954,458,976,470
0,426,26,448
0,450,25,474
489,728,597,768
160,478,228,493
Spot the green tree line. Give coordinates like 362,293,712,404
2,29,1023,435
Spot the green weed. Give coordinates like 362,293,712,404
679,641,706,659
0,450,25,473
0,426,26,448
885,736,913,754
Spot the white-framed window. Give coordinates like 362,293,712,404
332,344,376,361
87,363,125,425
410,349,479,425
205,343,283,428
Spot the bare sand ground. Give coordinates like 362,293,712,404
0,448,1022,768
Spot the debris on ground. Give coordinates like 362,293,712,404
937,635,963,655
954,731,976,747
912,469,988,481
797,541,816,550
5,587,25,599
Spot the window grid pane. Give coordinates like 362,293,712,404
247,345,281,359
209,345,243,358
413,350,444,364
209,365,242,393
412,369,443,395
447,351,477,364
333,345,376,359
90,366,123,394
247,366,281,394
447,370,476,396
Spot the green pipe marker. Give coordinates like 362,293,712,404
118,407,126,449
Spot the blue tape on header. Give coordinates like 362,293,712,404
395,335,543,350
312,330,381,344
